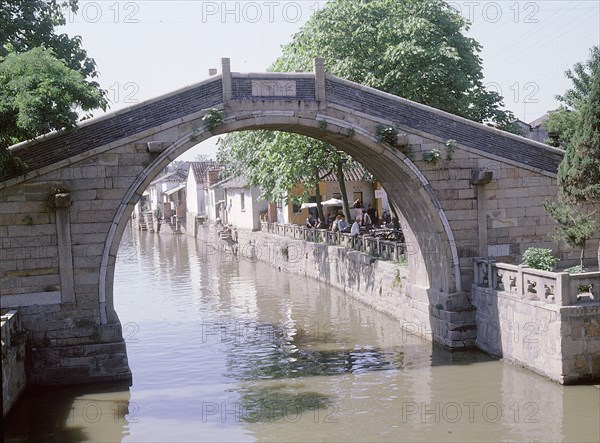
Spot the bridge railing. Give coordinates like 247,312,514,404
260,222,406,262
473,258,600,306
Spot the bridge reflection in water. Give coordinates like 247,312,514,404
3,227,599,442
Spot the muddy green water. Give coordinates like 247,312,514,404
4,226,600,442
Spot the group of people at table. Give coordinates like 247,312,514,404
305,204,378,237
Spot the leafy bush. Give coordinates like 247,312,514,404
564,265,586,274
375,125,398,145
202,108,223,131
422,149,441,164
521,247,556,271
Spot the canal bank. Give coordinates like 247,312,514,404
196,223,477,350
196,222,600,385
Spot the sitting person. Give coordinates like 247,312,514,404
306,213,316,228
326,212,335,227
331,215,341,232
351,217,361,237
362,209,372,227
367,204,378,225
338,215,348,232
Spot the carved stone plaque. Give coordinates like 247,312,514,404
252,80,296,97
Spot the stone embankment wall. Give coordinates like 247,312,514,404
2,310,27,417
197,225,477,349
473,285,600,384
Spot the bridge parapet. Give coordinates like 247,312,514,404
473,258,599,305
473,257,600,384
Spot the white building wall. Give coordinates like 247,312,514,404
207,188,224,222
186,172,199,216
225,186,268,230
185,172,206,217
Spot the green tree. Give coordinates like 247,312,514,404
543,107,577,149
0,0,107,178
555,55,600,269
217,131,361,222
544,201,599,270
544,46,599,148
219,0,519,222
271,0,517,130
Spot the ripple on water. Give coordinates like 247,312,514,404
3,228,599,443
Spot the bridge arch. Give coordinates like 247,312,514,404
99,112,460,323
1,59,565,383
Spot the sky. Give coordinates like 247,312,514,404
60,1,600,160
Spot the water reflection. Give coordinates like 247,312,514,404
3,226,599,442
4,383,132,442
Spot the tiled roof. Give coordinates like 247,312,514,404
190,161,220,181
149,169,187,185
211,175,248,189
320,165,369,182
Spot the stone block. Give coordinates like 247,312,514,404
573,355,588,374
525,206,548,217
492,218,518,229
584,318,600,337
96,153,120,165
70,222,112,235
76,210,115,223
497,198,519,209
508,226,536,237
8,224,55,237
66,178,107,191
592,355,600,375
61,356,96,367
505,207,526,218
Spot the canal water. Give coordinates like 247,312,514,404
4,226,600,442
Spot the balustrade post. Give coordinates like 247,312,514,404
556,272,570,306
516,265,524,297
488,260,495,288
473,258,480,285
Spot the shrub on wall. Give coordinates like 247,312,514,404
521,247,557,272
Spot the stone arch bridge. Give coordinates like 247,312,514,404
0,59,564,384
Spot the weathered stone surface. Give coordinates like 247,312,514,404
473,284,600,384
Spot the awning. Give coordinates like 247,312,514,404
300,202,317,209
321,198,343,206
163,184,186,196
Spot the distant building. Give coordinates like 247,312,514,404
184,161,220,235
513,113,552,144
277,165,389,225
134,167,187,231
210,175,267,231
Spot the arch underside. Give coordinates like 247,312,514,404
101,108,459,323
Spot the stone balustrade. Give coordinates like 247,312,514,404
260,222,405,261
473,257,599,306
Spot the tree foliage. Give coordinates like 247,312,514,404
557,61,600,204
218,0,520,218
0,0,107,178
543,107,577,149
1,0,100,78
0,48,106,147
217,131,363,220
544,201,599,269
544,46,599,148
271,0,517,130
551,49,600,270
